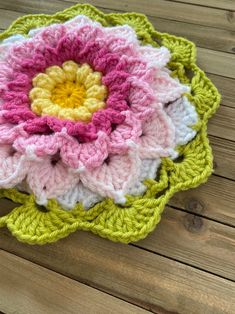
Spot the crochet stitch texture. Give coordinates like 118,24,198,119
0,4,220,244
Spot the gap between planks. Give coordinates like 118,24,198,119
0,249,149,314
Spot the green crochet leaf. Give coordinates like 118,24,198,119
0,4,220,245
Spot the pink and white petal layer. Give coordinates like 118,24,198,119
0,145,29,188
165,96,198,146
26,157,79,205
80,146,141,204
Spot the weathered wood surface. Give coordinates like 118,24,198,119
0,231,235,314
0,0,234,313
0,250,149,314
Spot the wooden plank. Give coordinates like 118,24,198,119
64,0,235,31
207,74,235,108
148,16,235,54
167,0,235,10
0,0,68,15
208,105,235,141
137,206,235,280
0,250,148,314
0,230,235,314
197,48,235,79
0,9,22,30
169,175,235,226
209,136,235,180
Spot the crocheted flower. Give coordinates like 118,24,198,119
0,5,220,245
0,15,197,206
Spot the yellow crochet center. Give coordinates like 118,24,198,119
29,61,107,122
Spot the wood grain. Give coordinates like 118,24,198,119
64,0,235,31
138,206,235,280
149,16,235,54
1,231,235,314
208,106,235,141
0,9,22,30
207,74,235,108
0,249,149,314
197,48,235,79
2,0,234,32
209,136,235,180
169,175,235,226
167,0,235,10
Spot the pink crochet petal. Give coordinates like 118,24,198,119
104,25,139,53
109,111,142,153
7,39,45,72
33,24,67,48
139,46,171,69
152,70,189,104
138,105,176,159
67,23,104,43
0,43,11,61
14,133,62,157
0,144,29,188
80,146,141,203
118,56,155,82
0,124,26,144
0,62,14,91
128,77,155,115
26,156,79,204
60,131,109,169
91,109,125,134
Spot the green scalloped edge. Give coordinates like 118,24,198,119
0,4,221,245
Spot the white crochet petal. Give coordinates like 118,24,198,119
0,145,29,188
57,183,103,210
152,70,189,104
165,96,198,146
64,15,101,29
2,34,26,44
127,158,161,195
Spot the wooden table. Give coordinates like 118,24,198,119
0,1,234,313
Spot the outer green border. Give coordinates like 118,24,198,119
0,4,220,244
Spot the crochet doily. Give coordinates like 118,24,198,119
0,4,220,244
